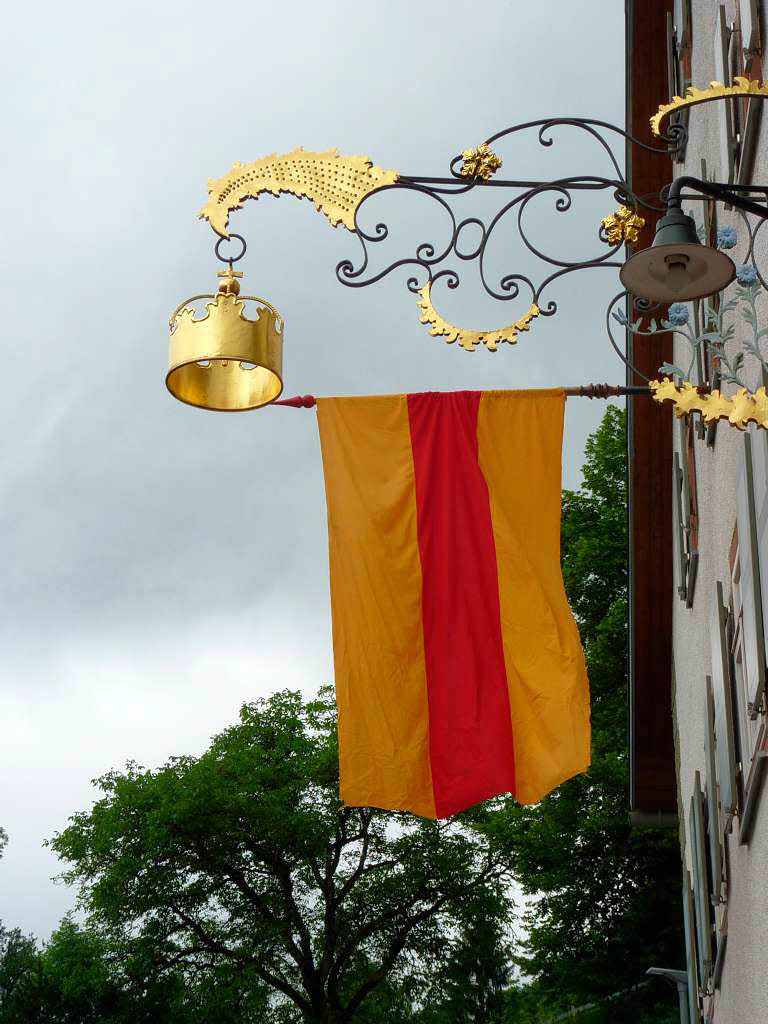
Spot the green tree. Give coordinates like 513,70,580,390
50,691,514,1024
0,916,268,1023
0,922,40,1022
0,832,41,1023
416,907,509,1024
491,406,682,1022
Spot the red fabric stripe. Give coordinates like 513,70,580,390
407,392,516,817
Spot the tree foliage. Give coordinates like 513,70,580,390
0,922,39,1022
48,691,514,1024
490,406,683,1022
0,916,269,1023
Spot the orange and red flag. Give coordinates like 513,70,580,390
317,389,590,818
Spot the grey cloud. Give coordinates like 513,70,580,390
0,0,625,938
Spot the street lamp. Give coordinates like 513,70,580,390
619,176,768,302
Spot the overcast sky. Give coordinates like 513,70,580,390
0,1,625,939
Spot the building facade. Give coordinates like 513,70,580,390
631,2,768,1022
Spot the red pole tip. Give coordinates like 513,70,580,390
273,395,317,408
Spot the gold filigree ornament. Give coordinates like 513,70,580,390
650,378,768,430
199,148,400,237
651,77,768,135
459,144,503,181
167,269,284,411
417,282,539,353
601,206,645,244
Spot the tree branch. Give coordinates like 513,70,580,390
344,894,454,1017
336,810,373,903
169,903,311,1016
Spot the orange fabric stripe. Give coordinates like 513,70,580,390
477,390,591,804
316,395,436,818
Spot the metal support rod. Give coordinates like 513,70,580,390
564,384,651,398
271,385,689,408
399,175,621,191
667,175,768,218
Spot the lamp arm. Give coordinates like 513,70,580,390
667,176,768,219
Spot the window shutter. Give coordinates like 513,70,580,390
690,772,712,987
683,418,699,607
740,0,760,51
711,582,738,825
736,434,766,713
750,427,768,664
704,676,724,903
674,0,692,49
675,452,687,599
714,6,735,183
683,872,701,1024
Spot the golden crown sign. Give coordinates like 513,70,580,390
167,269,284,411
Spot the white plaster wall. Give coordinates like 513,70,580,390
671,2,768,1020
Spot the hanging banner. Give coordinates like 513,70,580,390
317,389,590,818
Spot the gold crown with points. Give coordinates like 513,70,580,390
167,270,284,411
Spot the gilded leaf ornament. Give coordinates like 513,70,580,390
650,378,768,430
199,148,400,237
459,144,503,181
651,77,768,135
417,282,539,352
601,206,645,244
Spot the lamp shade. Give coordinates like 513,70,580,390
167,275,284,411
620,208,735,302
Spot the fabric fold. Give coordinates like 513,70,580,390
317,389,590,818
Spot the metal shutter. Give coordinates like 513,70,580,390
690,772,713,988
710,582,738,825
683,872,701,1024
736,434,766,715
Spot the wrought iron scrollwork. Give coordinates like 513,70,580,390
200,118,687,358
332,117,682,352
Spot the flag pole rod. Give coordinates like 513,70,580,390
272,385,690,408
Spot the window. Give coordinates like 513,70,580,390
704,678,728,987
696,158,722,447
709,587,738,833
739,0,760,53
712,1,763,186
704,679,724,899
714,6,736,183
682,873,702,1023
688,593,738,1006
728,432,768,839
668,1,692,163
689,772,716,992
734,0,763,184
674,417,699,605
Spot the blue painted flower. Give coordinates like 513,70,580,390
667,302,690,326
736,263,758,285
716,225,738,249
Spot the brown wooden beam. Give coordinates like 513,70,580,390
626,0,677,814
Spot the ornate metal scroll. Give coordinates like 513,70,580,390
651,77,768,136
416,281,539,352
333,120,683,352
199,148,400,236
181,92,768,430
199,118,683,354
650,378,768,429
